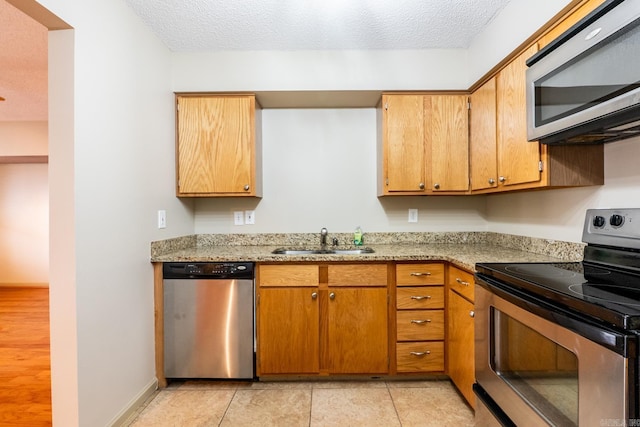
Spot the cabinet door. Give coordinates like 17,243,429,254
447,290,475,408
382,94,426,193
538,0,605,49
428,95,469,192
496,44,541,188
470,77,498,191
177,95,256,196
327,287,388,374
258,287,320,374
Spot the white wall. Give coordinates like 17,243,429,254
0,121,48,284
486,138,640,243
31,0,196,425
194,108,487,233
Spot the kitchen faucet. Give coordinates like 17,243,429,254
320,227,328,246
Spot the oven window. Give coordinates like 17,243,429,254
491,311,578,426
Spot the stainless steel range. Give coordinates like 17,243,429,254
474,208,640,427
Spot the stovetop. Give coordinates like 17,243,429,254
476,261,640,330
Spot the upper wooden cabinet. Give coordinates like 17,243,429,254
470,44,604,194
175,94,262,197
538,0,605,49
378,93,469,196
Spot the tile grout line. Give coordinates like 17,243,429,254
385,381,404,427
217,384,239,426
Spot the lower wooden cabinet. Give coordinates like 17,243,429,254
257,263,389,376
395,263,446,373
447,266,476,408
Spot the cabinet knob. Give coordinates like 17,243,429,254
329,292,335,300
311,292,318,300
456,278,470,286
498,176,506,183
433,183,440,190
488,178,496,185
243,184,250,191
469,310,475,318
418,182,425,190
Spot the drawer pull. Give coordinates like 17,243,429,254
410,272,432,277
410,295,432,300
456,278,470,286
409,351,431,357
410,319,432,324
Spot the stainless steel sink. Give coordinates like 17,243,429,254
271,247,375,255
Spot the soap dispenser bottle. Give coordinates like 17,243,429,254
353,226,363,246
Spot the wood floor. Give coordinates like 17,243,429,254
0,286,52,426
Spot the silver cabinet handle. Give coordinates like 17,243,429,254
410,272,431,277
456,278,470,286
433,183,440,190
329,292,335,300
488,178,496,185
410,295,432,300
243,184,250,191
470,310,475,318
311,292,318,300
410,319,432,324
498,176,506,183
410,351,431,356
418,182,425,190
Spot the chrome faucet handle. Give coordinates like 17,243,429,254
320,227,328,246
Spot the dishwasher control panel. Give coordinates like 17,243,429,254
163,262,254,279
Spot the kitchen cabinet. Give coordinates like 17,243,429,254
377,94,469,196
257,263,389,376
538,0,605,49
446,266,476,408
469,44,604,193
175,94,262,197
395,263,445,373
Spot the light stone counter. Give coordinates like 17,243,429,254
151,232,585,272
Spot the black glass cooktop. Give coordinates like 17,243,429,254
476,262,640,330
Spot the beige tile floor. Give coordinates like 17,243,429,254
126,379,475,426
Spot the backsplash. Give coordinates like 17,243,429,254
151,232,585,261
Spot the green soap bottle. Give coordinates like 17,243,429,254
353,226,363,246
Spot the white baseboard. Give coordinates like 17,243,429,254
108,378,158,427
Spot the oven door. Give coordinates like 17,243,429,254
475,276,634,427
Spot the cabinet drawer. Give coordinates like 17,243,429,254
328,264,387,287
397,286,444,309
396,342,444,372
396,263,444,285
396,310,444,341
258,264,319,287
448,266,475,302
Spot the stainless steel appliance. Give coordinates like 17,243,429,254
163,262,254,379
526,0,640,145
475,208,640,426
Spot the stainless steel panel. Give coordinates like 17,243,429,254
164,278,254,379
475,283,629,426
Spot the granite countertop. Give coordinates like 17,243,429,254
151,240,577,272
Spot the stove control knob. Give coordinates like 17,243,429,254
593,215,606,228
610,214,625,227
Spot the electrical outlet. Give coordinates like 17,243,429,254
245,210,255,225
157,210,167,229
234,211,244,225
408,208,418,223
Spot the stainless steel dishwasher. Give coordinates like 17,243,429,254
163,262,254,379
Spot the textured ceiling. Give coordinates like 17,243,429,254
2,0,512,122
124,0,512,51
0,0,48,121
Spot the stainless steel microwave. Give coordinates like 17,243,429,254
526,0,640,144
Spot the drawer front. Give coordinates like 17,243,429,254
448,266,475,302
258,264,319,287
328,264,387,287
396,342,444,372
396,263,444,286
397,286,444,310
396,310,444,341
